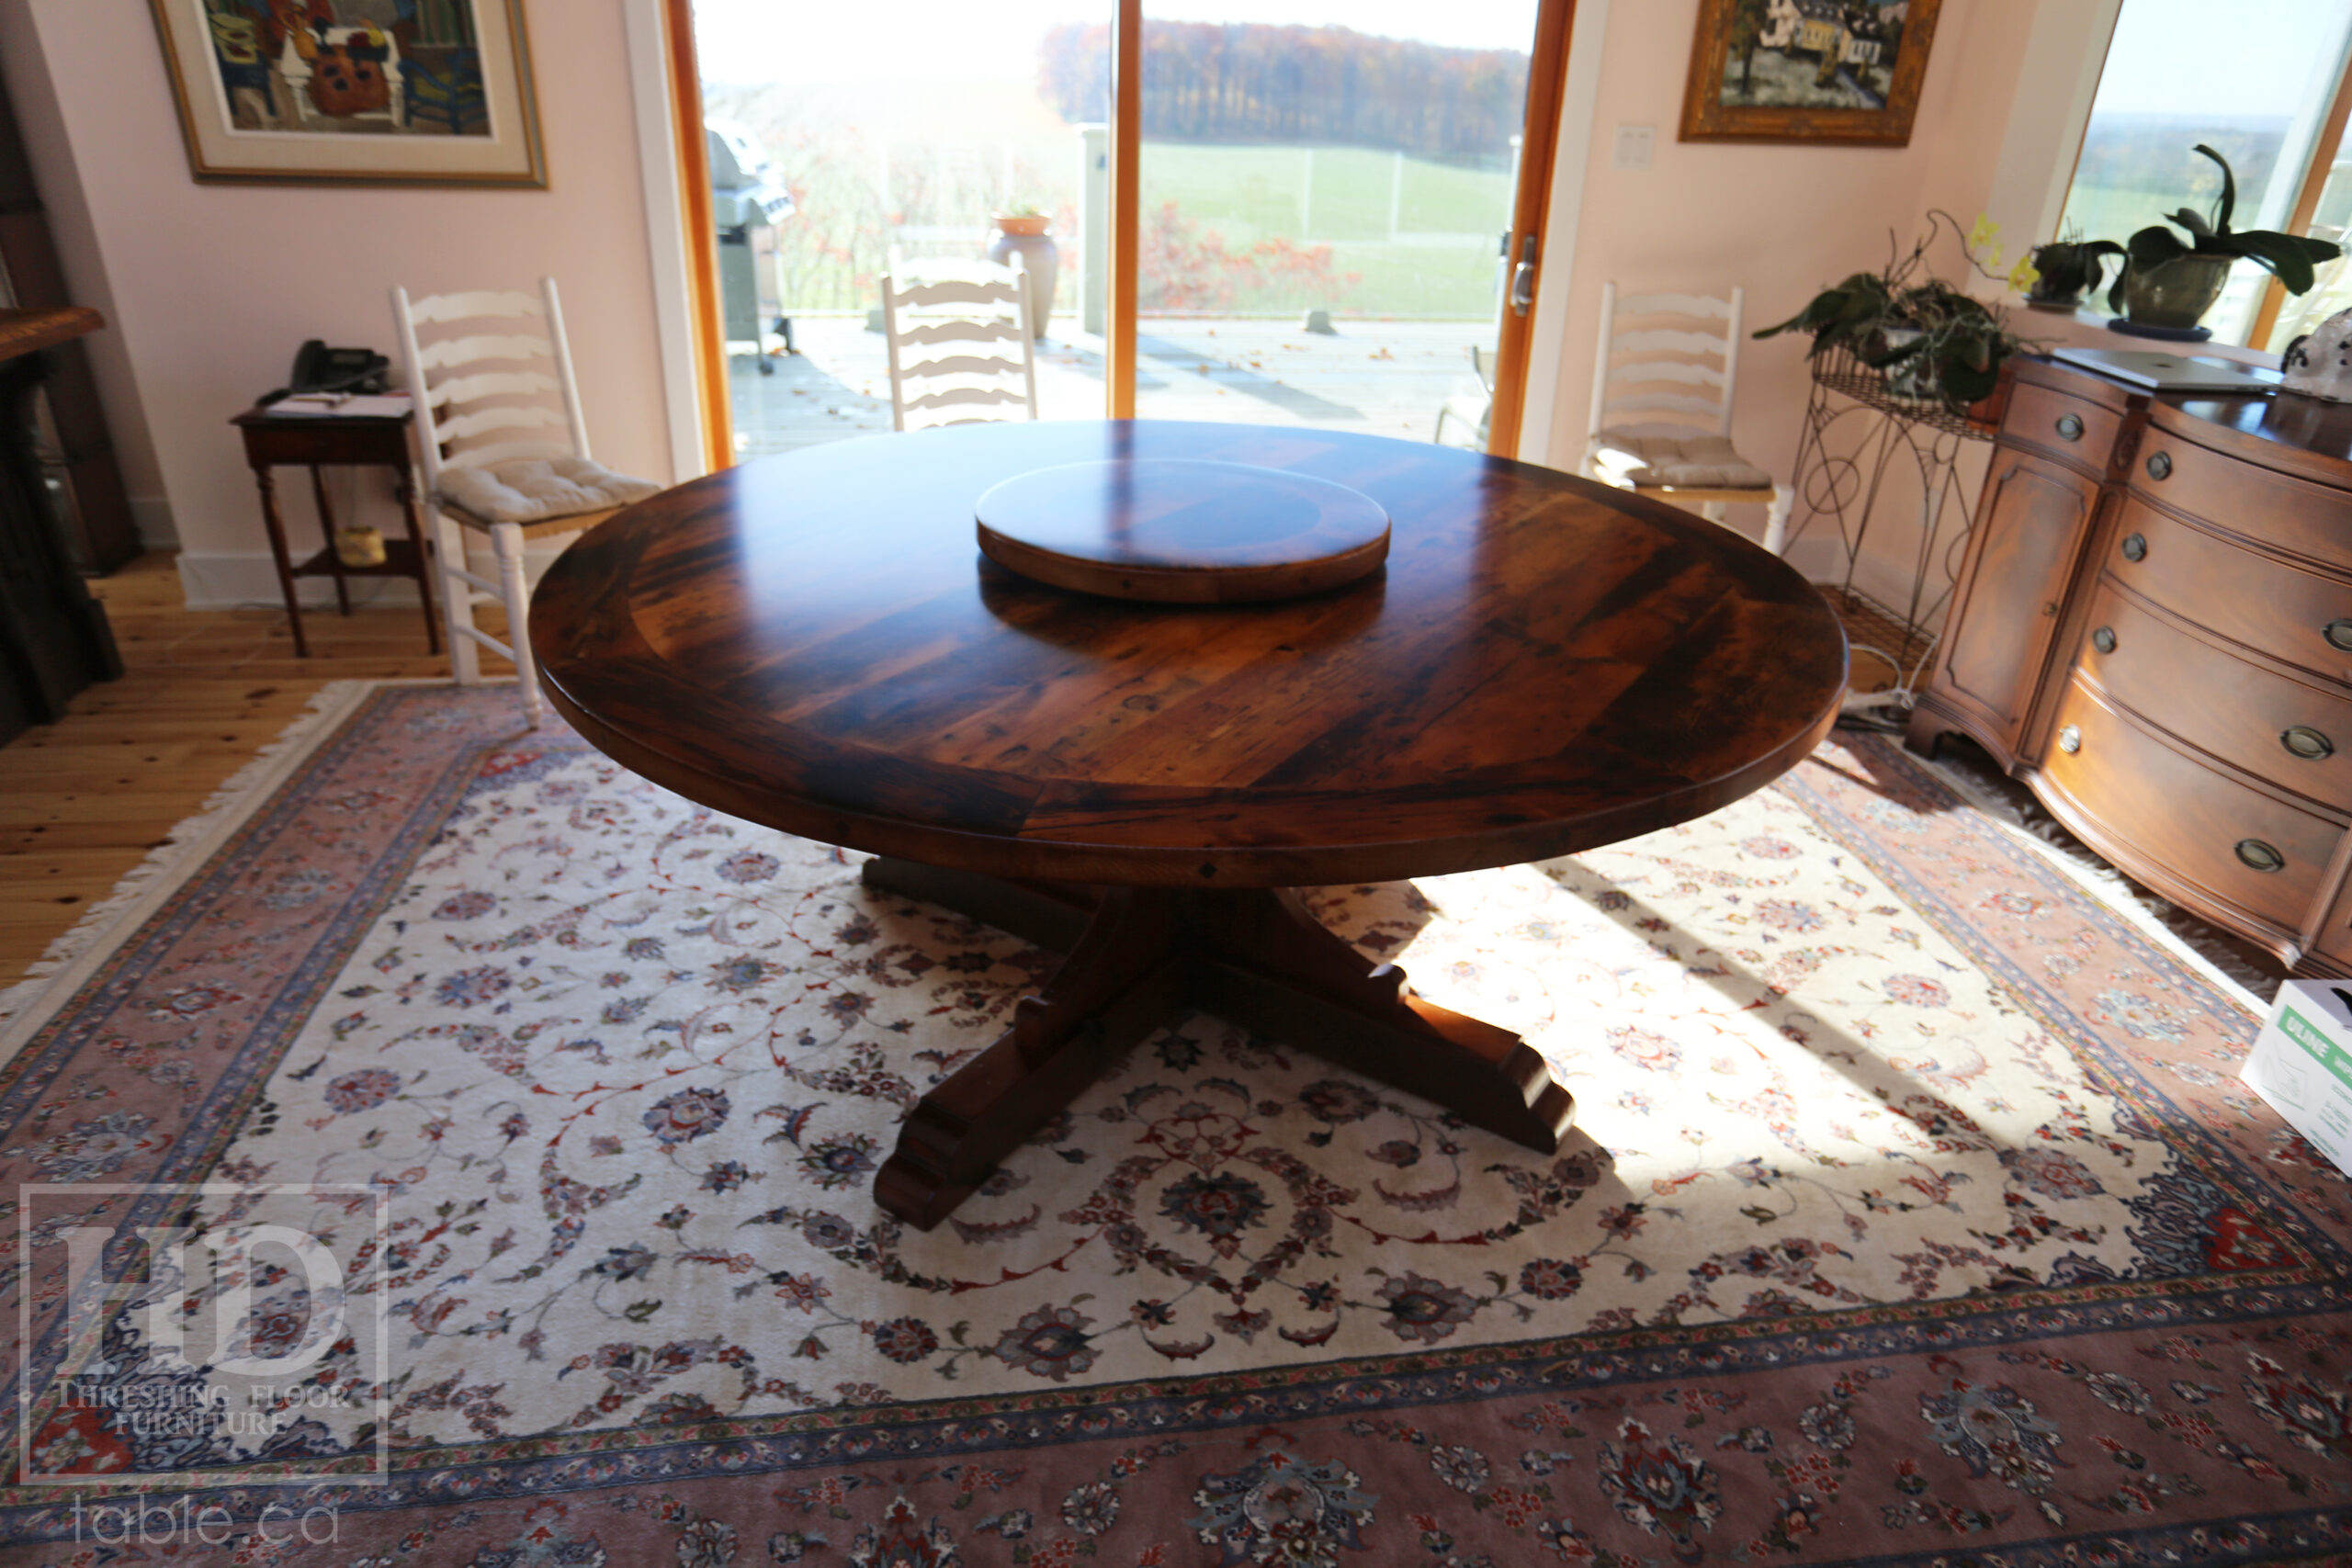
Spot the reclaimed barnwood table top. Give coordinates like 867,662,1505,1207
533,419,1848,1228
0,306,101,364
974,456,1392,602
533,419,1848,891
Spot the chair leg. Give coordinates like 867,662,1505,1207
492,522,542,728
436,510,481,684
1763,485,1793,557
1700,500,1727,525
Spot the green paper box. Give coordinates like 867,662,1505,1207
2245,979,2352,1177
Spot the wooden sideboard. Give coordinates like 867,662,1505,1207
1911,355,2352,976
0,307,119,743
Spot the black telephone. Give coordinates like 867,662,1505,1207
261,341,391,405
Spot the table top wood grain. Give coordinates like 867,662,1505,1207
975,457,1391,602
533,420,1849,889
0,306,101,364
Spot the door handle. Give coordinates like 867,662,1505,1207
1510,233,1538,317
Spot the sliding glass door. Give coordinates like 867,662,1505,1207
1128,4,1545,450
670,0,1570,460
682,0,1112,461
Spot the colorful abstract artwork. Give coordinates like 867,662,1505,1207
1680,0,1943,146
150,0,544,185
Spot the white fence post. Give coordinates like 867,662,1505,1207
1077,122,1110,337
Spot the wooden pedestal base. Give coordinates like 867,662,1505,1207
865,857,1577,1229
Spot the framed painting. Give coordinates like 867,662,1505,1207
1679,0,1942,146
150,0,547,186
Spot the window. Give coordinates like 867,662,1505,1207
2056,0,2352,348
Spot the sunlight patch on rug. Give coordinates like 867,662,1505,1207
123,734,2193,1455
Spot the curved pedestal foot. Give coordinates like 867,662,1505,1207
862,859,1577,1229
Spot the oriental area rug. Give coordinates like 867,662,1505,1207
2,681,2348,1567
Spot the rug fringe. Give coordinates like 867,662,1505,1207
0,681,381,1032
1913,745,2274,1017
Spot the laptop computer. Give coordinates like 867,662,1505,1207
2048,346,2281,393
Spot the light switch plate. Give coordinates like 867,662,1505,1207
1613,124,1656,171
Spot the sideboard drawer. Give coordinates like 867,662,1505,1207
2107,498,2352,680
2133,427,2352,572
2005,377,2125,472
2079,578,2352,810
2041,678,2338,935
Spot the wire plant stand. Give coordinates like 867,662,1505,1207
1781,344,1998,694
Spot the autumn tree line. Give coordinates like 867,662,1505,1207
1037,22,1531,167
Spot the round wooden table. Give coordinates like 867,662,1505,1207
533,421,1848,1229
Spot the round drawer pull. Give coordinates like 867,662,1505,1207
2121,532,2148,562
2236,839,2286,874
2327,619,2352,651
2091,626,2117,654
2146,451,2173,480
2057,724,2082,754
2284,726,2336,761
2056,412,2085,441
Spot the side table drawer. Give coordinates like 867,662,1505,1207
2107,498,2352,680
2040,677,2338,937
2079,578,2352,810
2133,427,2352,571
2005,377,2125,471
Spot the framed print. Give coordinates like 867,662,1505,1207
1679,0,1942,146
149,0,547,186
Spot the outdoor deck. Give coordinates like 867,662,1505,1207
724,315,1498,457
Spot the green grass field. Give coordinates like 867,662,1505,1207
1139,142,1512,318
759,135,1515,321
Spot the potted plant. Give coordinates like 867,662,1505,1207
2109,143,2340,333
988,203,1059,339
1756,211,2028,415
2024,235,2124,310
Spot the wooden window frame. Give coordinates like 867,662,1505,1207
1489,0,1577,460
2250,46,2352,350
662,0,731,473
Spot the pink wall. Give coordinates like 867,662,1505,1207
1,0,674,606
7,0,2061,615
1543,0,2041,602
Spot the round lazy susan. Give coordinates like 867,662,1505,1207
974,457,1390,603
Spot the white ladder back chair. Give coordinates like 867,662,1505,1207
1585,282,1792,553
880,259,1039,433
1430,344,1494,448
392,277,652,727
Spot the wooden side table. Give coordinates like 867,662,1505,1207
231,406,440,658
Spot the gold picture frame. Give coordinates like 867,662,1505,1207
1679,0,1942,147
150,0,547,187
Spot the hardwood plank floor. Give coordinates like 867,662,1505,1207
0,551,492,987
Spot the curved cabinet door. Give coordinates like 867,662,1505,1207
1932,448,2100,763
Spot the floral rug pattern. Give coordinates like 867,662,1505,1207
1,682,2347,1566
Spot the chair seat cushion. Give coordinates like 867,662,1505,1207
1589,428,1772,491
436,457,660,525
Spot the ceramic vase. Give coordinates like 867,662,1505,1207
988,215,1058,339
2118,254,2233,331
